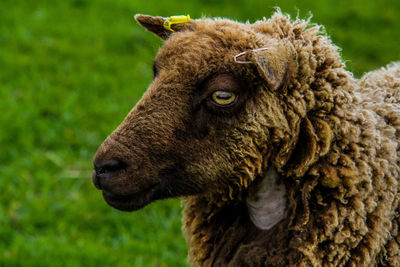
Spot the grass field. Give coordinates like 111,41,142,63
1,0,399,266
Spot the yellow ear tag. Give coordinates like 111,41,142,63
163,15,191,32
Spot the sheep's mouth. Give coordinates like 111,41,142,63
102,183,160,211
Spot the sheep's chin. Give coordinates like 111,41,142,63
102,183,160,211
246,167,287,230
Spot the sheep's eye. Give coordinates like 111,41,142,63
211,91,237,106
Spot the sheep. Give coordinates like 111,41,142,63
91,11,400,266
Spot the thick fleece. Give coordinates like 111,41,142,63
92,11,400,266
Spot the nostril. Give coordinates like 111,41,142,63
94,159,126,175
92,158,127,191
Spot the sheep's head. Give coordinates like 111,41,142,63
92,14,329,211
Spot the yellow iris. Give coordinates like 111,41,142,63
211,91,237,106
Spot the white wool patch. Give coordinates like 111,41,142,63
246,167,287,230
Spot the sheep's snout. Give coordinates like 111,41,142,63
92,158,126,190
92,135,168,211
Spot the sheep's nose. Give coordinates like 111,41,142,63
92,159,126,190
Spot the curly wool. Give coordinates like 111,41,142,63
180,13,400,266
95,11,399,267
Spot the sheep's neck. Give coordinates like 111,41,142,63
183,168,289,265
246,167,287,230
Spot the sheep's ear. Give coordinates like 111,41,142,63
135,14,194,40
247,40,297,90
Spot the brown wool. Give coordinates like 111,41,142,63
94,11,400,266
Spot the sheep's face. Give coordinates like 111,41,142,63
92,16,298,211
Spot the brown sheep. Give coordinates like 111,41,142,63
92,11,400,266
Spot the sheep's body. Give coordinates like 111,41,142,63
93,11,400,266
183,62,400,266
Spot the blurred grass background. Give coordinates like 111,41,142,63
0,0,399,266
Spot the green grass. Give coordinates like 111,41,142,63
1,0,399,266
